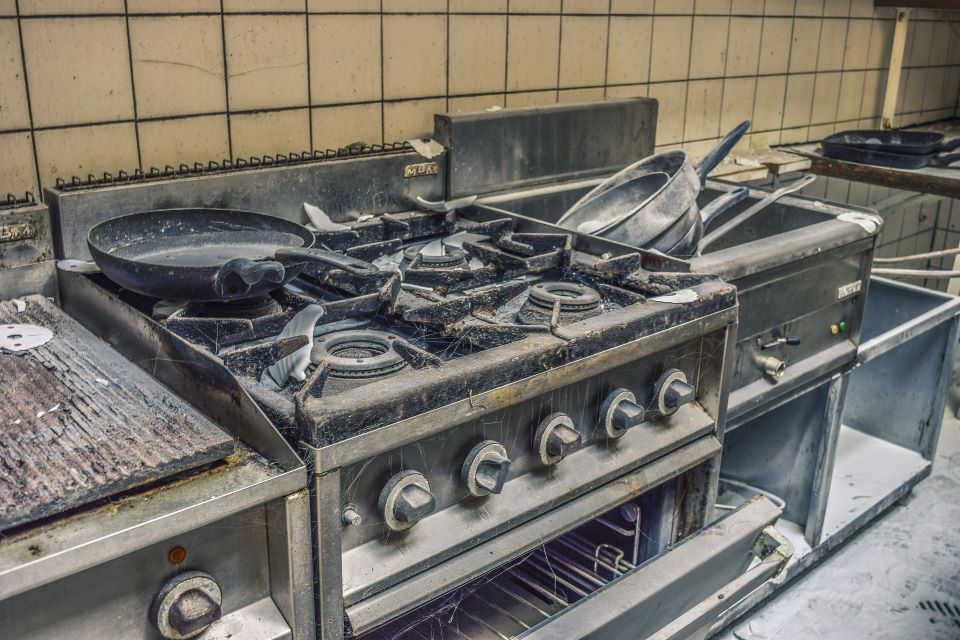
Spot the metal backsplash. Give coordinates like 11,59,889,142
435,98,657,198
45,144,446,261
0,194,57,299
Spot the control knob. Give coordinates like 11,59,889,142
652,369,696,416
379,470,436,531
534,412,582,465
150,571,223,640
462,440,512,496
599,388,646,439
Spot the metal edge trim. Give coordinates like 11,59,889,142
304,305,737,472
0,467,303,601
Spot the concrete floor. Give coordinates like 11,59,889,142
720,403,960,640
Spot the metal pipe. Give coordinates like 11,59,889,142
522,557,592,597
510,572,571,607
553,537,626,576
498,584,558,618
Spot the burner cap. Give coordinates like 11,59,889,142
517,281,603,325
527,282,602,312
401,243,468,270
313,330,408,379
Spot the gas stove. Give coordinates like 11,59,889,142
25,99,790,640
92,205,729,451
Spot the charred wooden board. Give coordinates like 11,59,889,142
0,296,234,532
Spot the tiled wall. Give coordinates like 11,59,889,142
0,0,958,198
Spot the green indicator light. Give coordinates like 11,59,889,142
838,321,848,332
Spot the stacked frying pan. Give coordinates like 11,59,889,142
555,121,752,257
821,129,960,170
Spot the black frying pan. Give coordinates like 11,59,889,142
88,208,378,301
824,129,960,156
820,141,960,170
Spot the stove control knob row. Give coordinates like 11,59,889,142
462,440,512,497
151,571,223,640
379,470,436,532
534,412,582,465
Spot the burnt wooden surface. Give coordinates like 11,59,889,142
787,120,960,198
0,296,233,531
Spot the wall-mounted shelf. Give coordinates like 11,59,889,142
875,1,959,7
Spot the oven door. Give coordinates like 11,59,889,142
354,489,789,640
517,496,788,640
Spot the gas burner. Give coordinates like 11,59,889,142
516,281,603,325
183,295,282,320
400,243,468,271
313,329,409,384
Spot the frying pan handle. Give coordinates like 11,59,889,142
932,152,960,168
213,258,286,297
695,120,751,186
700,187,750,228
939,138,960,153
275,247,380,276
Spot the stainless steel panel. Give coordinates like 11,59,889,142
648,549,788,640
436,99,657,198
845,278,960,459
0,505,287,639
0,261,57,300
44,149,446,261
517,496,783,640
0,201,51,269
266,490,316,640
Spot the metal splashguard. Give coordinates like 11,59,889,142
436,98,658,198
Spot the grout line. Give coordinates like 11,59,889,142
776,12,798,136
379,0,385,145
504,0,510,106
556,1,564,102
602,0,612,98
122,0,142,171
445,0,450,112
679,11,695,142
12,0,41,198
305,0,313,152
715,11,733,139
0,88,951,139
5,11,941,21
219,0,233,160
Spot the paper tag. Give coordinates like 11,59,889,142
57,259,100,273
1,324,53,352
650,289,699,304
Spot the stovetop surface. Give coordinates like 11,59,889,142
89,208,734,447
